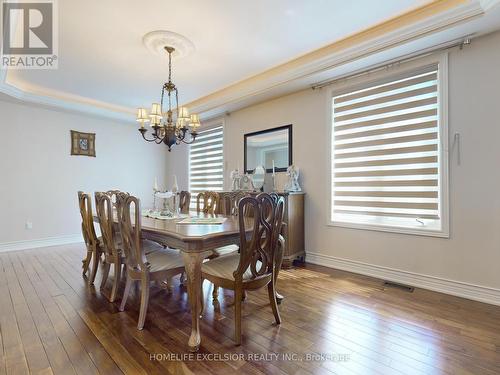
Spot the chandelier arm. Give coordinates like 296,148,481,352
156,128,168,144
140,130,159,143
177,129,186,142
180,133,197,145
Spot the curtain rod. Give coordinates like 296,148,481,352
311,35,473,90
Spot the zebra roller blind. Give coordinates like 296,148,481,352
189,126,224,207
331,64,444,232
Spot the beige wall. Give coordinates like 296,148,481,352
168,30,500,290
0,100,168,244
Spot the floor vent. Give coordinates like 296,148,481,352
383,281,414,293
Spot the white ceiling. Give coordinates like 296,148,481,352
7,0,431,110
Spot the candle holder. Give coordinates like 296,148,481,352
153,188,159,211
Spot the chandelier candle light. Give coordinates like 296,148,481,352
136,46,200,151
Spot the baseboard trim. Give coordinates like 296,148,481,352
0,234,83,253
306,252,500,306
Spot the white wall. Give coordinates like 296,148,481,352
165,142,190,191
0,99,168,245
167,30,500,294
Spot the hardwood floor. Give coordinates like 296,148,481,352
0,244,499,375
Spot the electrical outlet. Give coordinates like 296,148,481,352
25,221,33,230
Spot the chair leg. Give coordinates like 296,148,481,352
89,248,100,285
100,262,110,290
234,289,243,345
120,275,133,312
110,261,121,303
137,275,150,330
212,285,219,305
82,250,92,276
267,281,281,325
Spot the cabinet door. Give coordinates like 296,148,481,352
286,194,304,256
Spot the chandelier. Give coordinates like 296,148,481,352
136,46,200,151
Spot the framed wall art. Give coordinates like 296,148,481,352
71,130,96,157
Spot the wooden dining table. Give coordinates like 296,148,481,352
94,212,255,352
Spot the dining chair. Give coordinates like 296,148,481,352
179,191,191,214
95,192,126,302
78,191,102,285
116,193,185,330
201,193,285,345
222,190,251,216
211,190,251,260
105,189,123,208
196,191,237,259
196,191,219,214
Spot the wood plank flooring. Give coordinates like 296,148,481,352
0,244,499,375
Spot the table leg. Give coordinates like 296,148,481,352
182,252,205,352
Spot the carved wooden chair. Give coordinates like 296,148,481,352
117,193,185,330
95,192,126,302
196,191,220,214
105,189,122,207
210,190,251,264
78,191,102,285
201,193,285,345
222,191,252,216
179,191,191,214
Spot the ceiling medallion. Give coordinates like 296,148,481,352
142,30,195,59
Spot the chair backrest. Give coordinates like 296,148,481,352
105,190,122,208
234,193,284,282
78,191,98,249
179,191,191,214
116,193,148,271
95,192,118,258
223,191,251,216
196,191,219,214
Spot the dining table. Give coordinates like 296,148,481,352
94,211,274,352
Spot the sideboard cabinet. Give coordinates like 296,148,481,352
218,191,305,268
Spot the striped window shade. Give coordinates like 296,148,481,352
189,125,224,208
331,64,445,233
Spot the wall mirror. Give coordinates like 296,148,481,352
244,124,292,173
252,165,266,190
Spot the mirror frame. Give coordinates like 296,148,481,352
244,124,293,174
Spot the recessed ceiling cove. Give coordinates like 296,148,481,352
142,30,195,59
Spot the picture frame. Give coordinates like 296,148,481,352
71,130,96,157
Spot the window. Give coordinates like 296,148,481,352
189,125,224,208
330,60,448,237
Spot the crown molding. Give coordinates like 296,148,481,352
480,0,500,11
186,0,485,117
0,73,134,121
0,0,497,121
